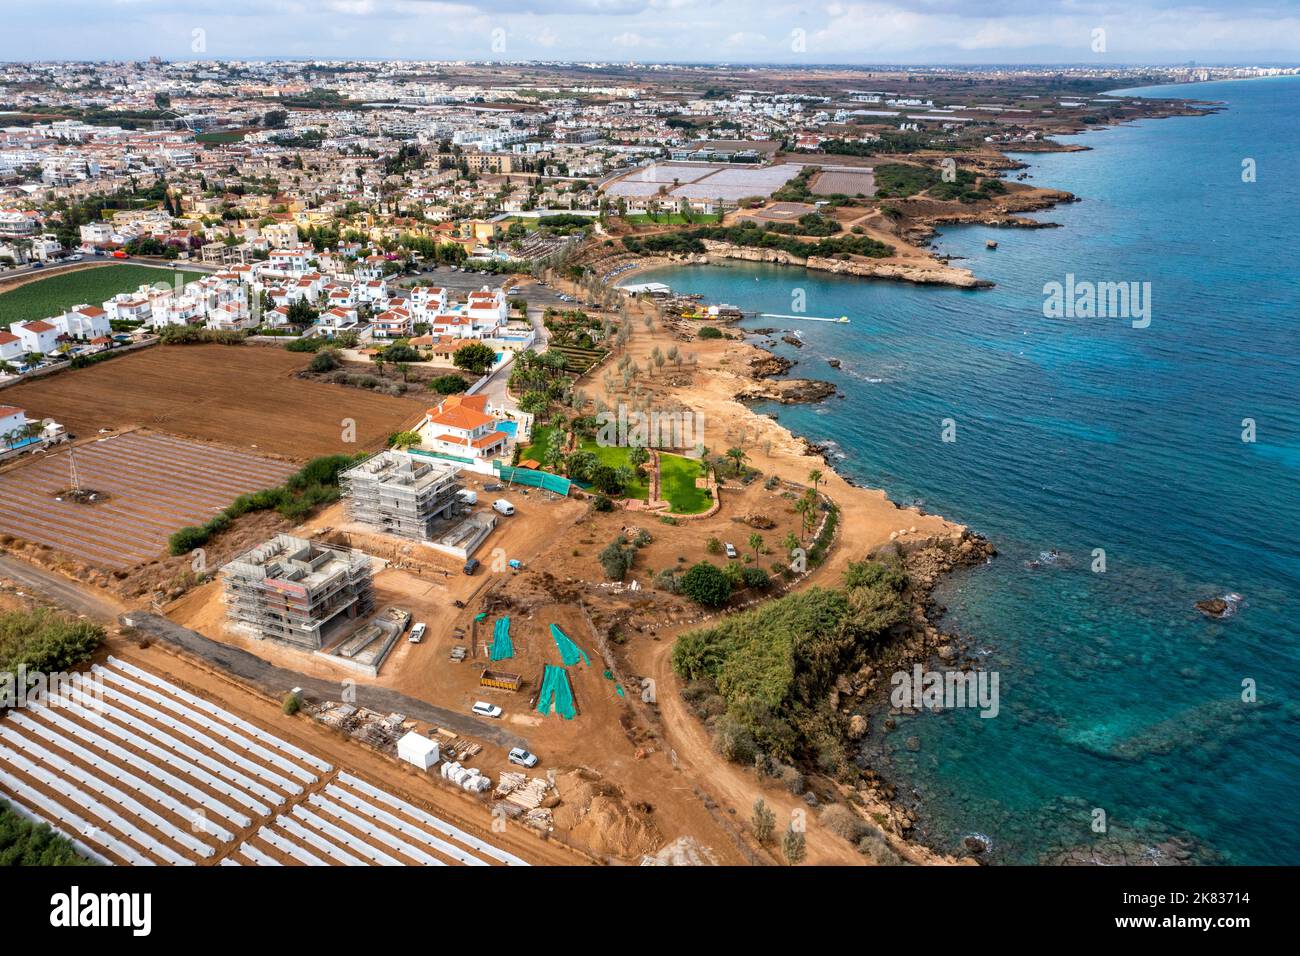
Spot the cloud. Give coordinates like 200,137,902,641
3,0,1299,61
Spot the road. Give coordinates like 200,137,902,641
0,554,124,622
123,611,531,750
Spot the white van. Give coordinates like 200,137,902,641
456,489,478,506
492,499,515,516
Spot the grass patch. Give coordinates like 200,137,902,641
0,264,205,324
581,438,649,501
517,424,556,464
659,453,711,513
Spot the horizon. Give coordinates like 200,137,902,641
4,0,1300,65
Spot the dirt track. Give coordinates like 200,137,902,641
0,344,429,460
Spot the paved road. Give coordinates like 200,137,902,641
0,555,122,622
123,611,529,750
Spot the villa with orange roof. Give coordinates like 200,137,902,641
418,394,509,464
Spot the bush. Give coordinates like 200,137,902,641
285,337,324,352
598,535,636,581
680,561,732,608
282,692,301,716
0,800,96,866
0,609,104,675
820,804,867,843
653,569,683,594
453,341,497,375
590,494,613,513
740,566,770,590
308,348,340,372
712,714,758,764
698,326,724,340
429,375,468,395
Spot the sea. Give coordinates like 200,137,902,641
624,76,1300,865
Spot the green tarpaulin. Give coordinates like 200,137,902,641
490,617,513,661
550,624,589,667
536,664,576,720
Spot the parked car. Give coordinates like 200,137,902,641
508,747,539,768
463,558,480,575
724,542,738,559
407,622,426,644
68,254,83,261
471,701,502,719
484,482,503,492
492,499,515,516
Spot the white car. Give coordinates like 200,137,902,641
724,542,738,559
492,499,515,516
407,622,426,644
508,747,539,768
471,701,502,719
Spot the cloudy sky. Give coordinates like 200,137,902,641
3,0,1299,64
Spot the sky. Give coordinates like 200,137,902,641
2,0,1300,65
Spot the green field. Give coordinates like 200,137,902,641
0,264,206,324
621,213,722,226
580,438,649,501
196,130,245,144
659,453,711,513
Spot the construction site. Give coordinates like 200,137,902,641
220,535,376,651
340,451,463,541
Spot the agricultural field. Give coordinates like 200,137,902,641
0,264,206,324
547,343,606,373
0,344,428,459
0,655,532,865
0,431,296,569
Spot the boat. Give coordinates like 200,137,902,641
986,240,998,249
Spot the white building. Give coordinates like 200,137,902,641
8,320,60,355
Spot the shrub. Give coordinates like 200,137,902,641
0,609,104,675
706,537,722,555
711,714,758,764
820,804,867,843
680,561,732,608
285,336,324,352
282,692,302,716
429,374,468,395
698,326,724,340
598,535,636,581
308,348,340,372
0,800,96,866
751,799,776,845
740,566,770,590
590,494,613,513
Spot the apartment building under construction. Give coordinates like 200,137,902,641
340,450,462,540
221,534,375,649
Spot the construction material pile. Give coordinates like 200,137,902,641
440,760,491,793
495,772,555,830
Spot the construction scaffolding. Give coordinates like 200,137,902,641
220,534,375,649
341,450,463,541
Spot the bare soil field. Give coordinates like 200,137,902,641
0,431,296,570
0,344,429,460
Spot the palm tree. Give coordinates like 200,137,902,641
726,446,747,476
808,468,823,493
748,532,764,559
794,495,814,542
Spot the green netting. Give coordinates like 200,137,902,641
493,462,573,496
536,664,576,720
615,685,625,698
490,617,513,661
550,623,590,667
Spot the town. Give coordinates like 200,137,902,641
0,50,1289,878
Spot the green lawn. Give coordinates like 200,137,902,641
622,213,722,226
518,424,555,464
0,264,206,324
659,453,712,513
580,438,649,501
195,130,245,144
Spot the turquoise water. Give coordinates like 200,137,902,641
628,76,1300,864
